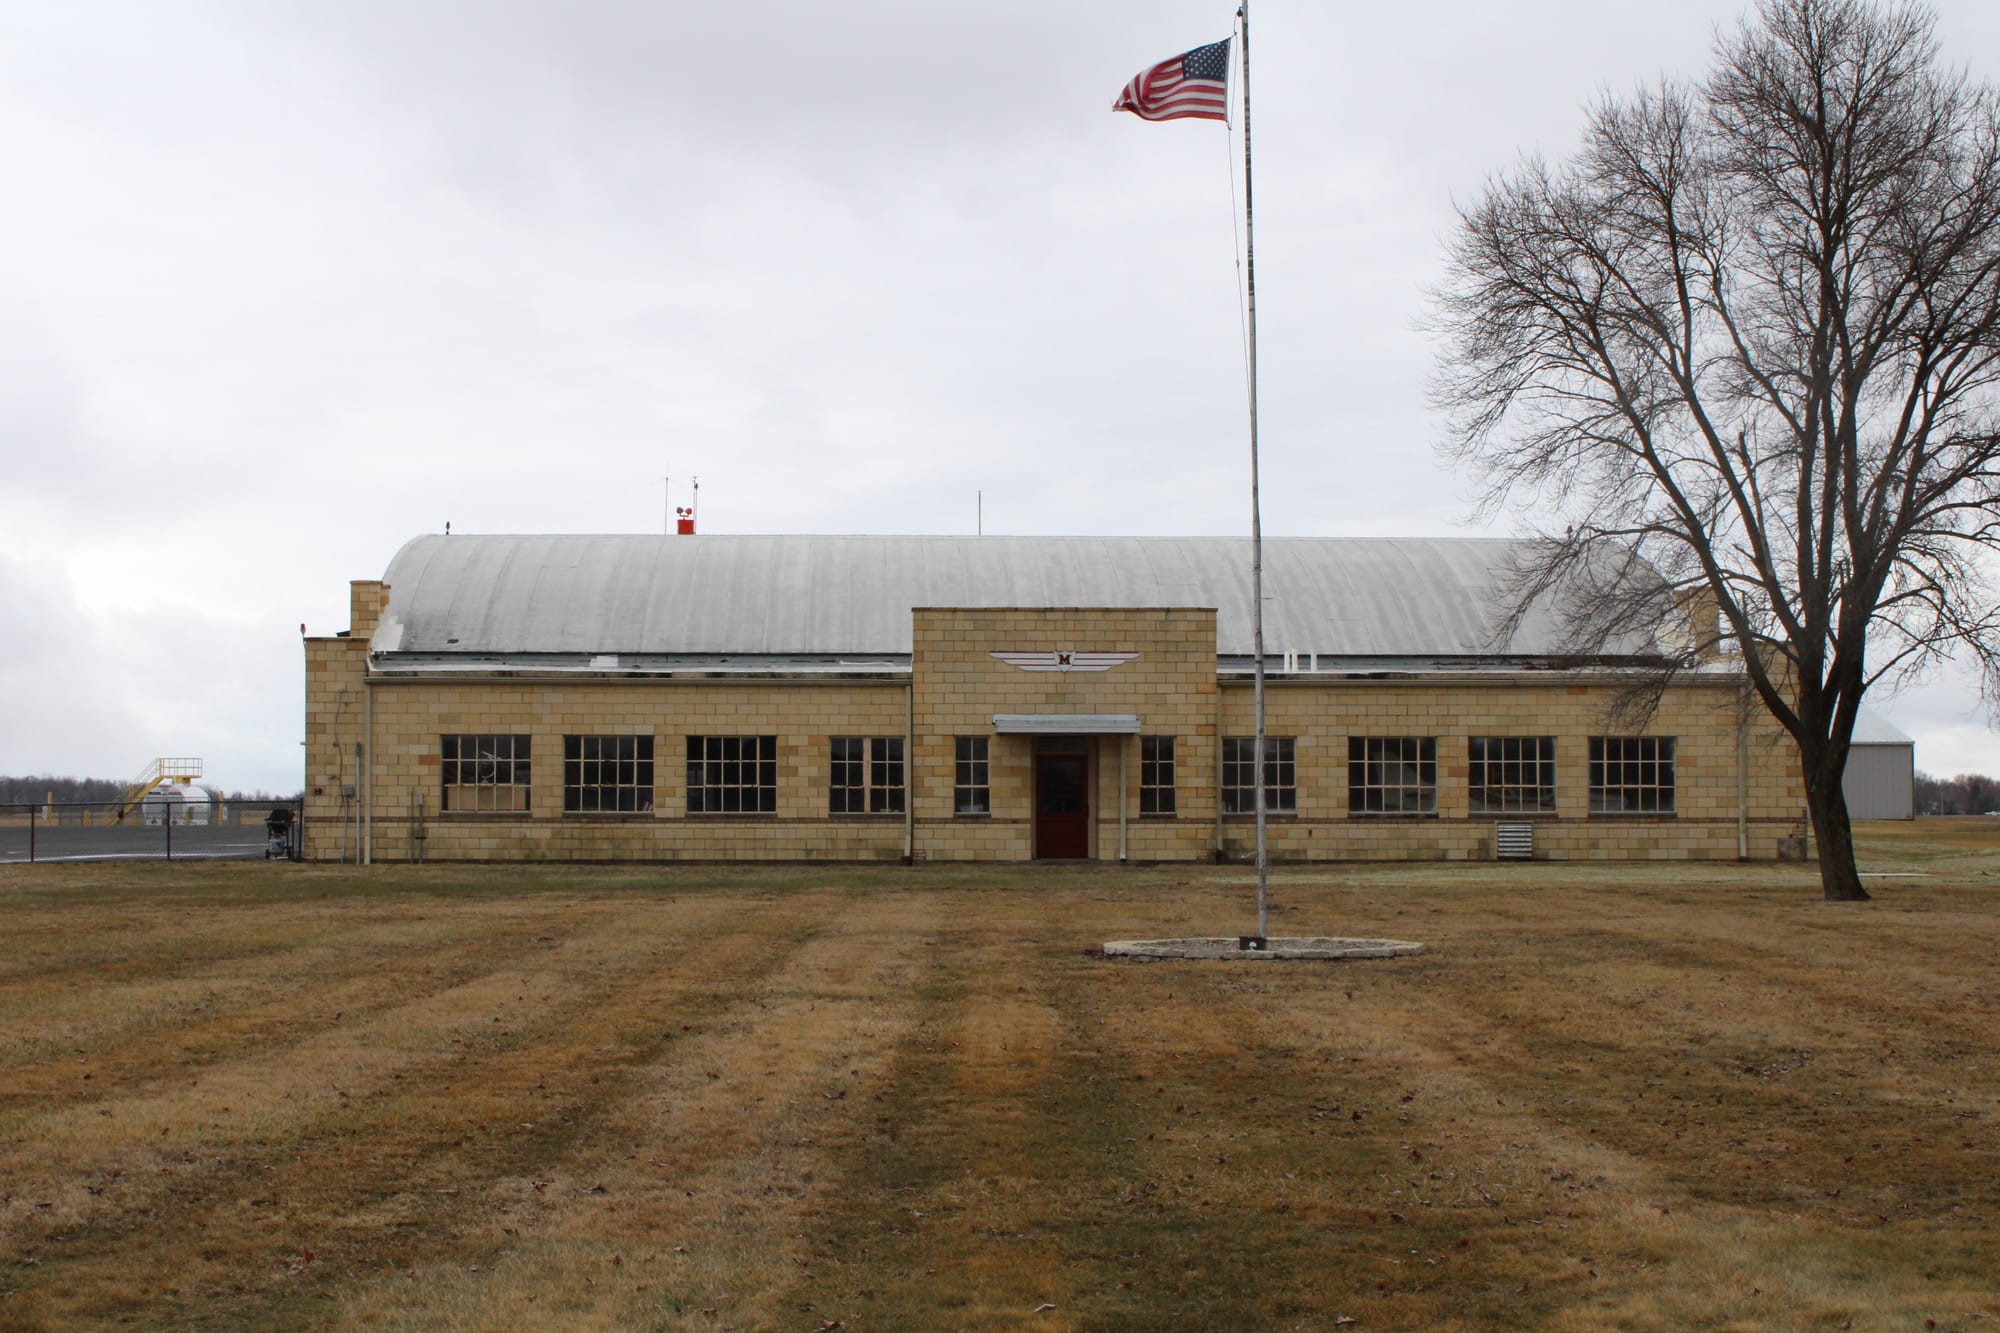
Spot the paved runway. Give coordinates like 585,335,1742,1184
0,825,282,863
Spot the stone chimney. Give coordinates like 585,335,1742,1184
350,580,389,639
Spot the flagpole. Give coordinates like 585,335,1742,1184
1238,0,1269,941
1111,21,1266,939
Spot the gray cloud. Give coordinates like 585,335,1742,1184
0,0,1994,790
0,555,302,791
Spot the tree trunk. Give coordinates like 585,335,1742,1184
1803,765,1870,902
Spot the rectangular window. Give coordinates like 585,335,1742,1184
563,735,654,813
1590,737,1677,813
1468,736,1557,815
830,737,905,814
954,736,990,816
1348,736,1438,815
686,735,778,814
440,734,530,812
1221,737,1296,813
1140,736,1176,816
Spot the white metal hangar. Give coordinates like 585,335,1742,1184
1842,706,1916,821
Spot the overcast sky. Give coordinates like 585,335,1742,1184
1,0,1995,796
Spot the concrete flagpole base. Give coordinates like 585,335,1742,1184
1102,937,1425,961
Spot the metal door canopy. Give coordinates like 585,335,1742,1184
993,714,1141,734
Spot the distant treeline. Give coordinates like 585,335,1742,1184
1915,771,2000,816
0,777,302,806
0,776,124,804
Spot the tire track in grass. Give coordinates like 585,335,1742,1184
1008,879,1802,1329
1224,939,2000,1330
1007,951,1688,1328
0,906,583,1107
786,914,1450,1329
1052,955,1443,1329
1282,952,1753,1324
774,922,1050,1331
1390,922,2000,1216
0,891,817,1328
3,897,734,1218
1192,956,1670,1328
0,897,444,991
747,867,1997,1328
1072,932,1976,1328
322,888,940,1332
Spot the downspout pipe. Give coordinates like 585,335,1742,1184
1737,674,1750,860
1118,736,1128,864
902,676,914,865
337,747,347,865
1214,684,1225,861
362,665,374,866
332,687,350,864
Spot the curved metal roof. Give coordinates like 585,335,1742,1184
372,534,1655,658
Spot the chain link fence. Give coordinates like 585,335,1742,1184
0,799,303,864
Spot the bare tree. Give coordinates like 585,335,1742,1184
1432,0,2000,901
1916,769,2000,814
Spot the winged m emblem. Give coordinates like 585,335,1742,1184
989,651,1141,673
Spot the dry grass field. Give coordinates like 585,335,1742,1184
2,824,1998,1332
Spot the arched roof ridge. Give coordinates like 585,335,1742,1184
374,533,1651,658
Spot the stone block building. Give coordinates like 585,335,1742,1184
302,534,1801,863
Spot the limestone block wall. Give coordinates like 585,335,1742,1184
302,633,369,862
350,580,388,638
303,591,1802,865
303,579,394,860
909,607,1219,863
308,674,913,863
1213,673,1801,862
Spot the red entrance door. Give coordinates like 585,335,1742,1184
1035,753,1090,859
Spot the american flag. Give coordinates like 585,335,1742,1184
1112,38,1231,123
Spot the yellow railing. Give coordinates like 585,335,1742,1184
114,758,204,821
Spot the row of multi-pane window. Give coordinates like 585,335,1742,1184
1222,735,1676,815
440,733,1675,816
442,734,850,815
